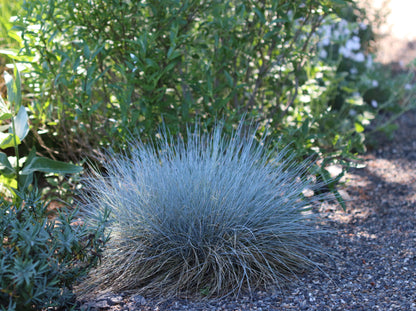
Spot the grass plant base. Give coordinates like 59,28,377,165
77,122,330,299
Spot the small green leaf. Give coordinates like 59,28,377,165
167,49,181,61
224,71,233,87
354,122,364,133
84,43,91,59
334,189,346,211
19,172,34,191
145,58,158,69
4,71,15,105
0,132,21,149
0,95,10,115
24,147,37,167
0,112,12,121
0,48,35,61
14,107,30,141
254,8,266,24
21,157,83,175
19,148,37,190
14,66,22,109
0,151,14,175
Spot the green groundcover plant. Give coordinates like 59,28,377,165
0,190,110,310
77,121,332,299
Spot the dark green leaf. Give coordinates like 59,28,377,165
254,8,266,24
14,66,22,109
21,157,83,175
0,151,14,175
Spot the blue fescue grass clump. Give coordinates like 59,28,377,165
78,122,330,299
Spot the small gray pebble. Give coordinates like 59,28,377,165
107,294,124,306
130,294,147,305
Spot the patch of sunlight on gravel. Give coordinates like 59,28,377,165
368,158,416,184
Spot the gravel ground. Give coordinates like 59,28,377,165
76,110,416,311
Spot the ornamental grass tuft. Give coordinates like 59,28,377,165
78,122,330,299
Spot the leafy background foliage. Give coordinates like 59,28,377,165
15,0,363,159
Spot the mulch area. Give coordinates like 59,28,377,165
77,111,416,310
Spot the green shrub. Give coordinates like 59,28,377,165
77,121,330,298
0,190,109,310
15,0,353,161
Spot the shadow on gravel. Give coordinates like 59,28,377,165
327,110,416,224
